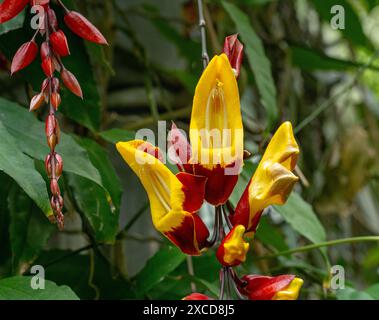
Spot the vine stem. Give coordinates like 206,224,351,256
257,236,379,260
197,0,209,69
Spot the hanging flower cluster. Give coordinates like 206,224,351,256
117,34,303,300
0,0,107,229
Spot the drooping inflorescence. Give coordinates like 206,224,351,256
0,0,108,229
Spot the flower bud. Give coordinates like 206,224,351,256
51,77,60,92
40,41,49,61
223,34,244,78
50,178,60,196
64,11,108,45
54,153,63,178
11,40,38,75
61,68,83,98
50,30,70,57
41,57,55,77
216,225,249,267
45,154,52,178
45,115,60,150
47,7,58,31
51,92,61,110
29,93,45,112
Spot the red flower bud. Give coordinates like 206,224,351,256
41,56,55,77
31,0,50,6
29,93,45,112
45,115,60,150
11,40,38,75
41,78,49,92
0,0,29,24
45,154,52,177
61,68,83,98
50,30,70,57
54,153,63,178
51,77,60,92
51,92,61,110
64,11,108,45
223,34,244,78
47,7,58,31
40,41,49,61
182,293,213,300
50,178,60,196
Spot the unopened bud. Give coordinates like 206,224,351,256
30,93,45,112
61,68,83,98
41,57,55,77
50,178,60,196
51,92,61,110
54,153,63,178
50,30,70,57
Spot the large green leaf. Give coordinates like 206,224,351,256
8,185,55,275
222,1,278,128
35,250,135,299
290,46,379,72
256,216,289,252
0,276,79,300
134,245,186,297
0,97,104,191
99,128,136,144
273,193,327,247
0,120,52,218
66,173,119,244
311,0,372,49
75,137,122,212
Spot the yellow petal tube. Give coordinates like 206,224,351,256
272,277,304,300
232,122,299,232
189,54,244,205
190,53,243,168
116,140,209,255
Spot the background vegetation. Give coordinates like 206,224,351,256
0,0,379,300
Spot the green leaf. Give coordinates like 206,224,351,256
0,97,104,192
8,185,55,274
0,10,25,35
35,250,135,299
256,216,289,252
273,193,327,249
365,283,379,299
66,173,119,244
0,276,79,300
0,120,52,218
336,287,374,300
75,137,122,212
99,128,136,144
222,1,278,128
290,46,379,72
311,0,372,48
134,245,186,297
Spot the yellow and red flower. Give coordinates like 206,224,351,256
230,121,299,233
216,225,249,267
116,140,209,255
189,54,244,206
240,274,304,300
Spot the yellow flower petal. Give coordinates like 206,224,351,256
272,277,304,300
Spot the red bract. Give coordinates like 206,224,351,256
40,41,49,61
51,92,61,110
61,68,83,98
11,41,38,75
64,11,108,45
0,0,29,24
50,30,70,57
41,57,55,77
223,34,244,78
47,7,58,31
